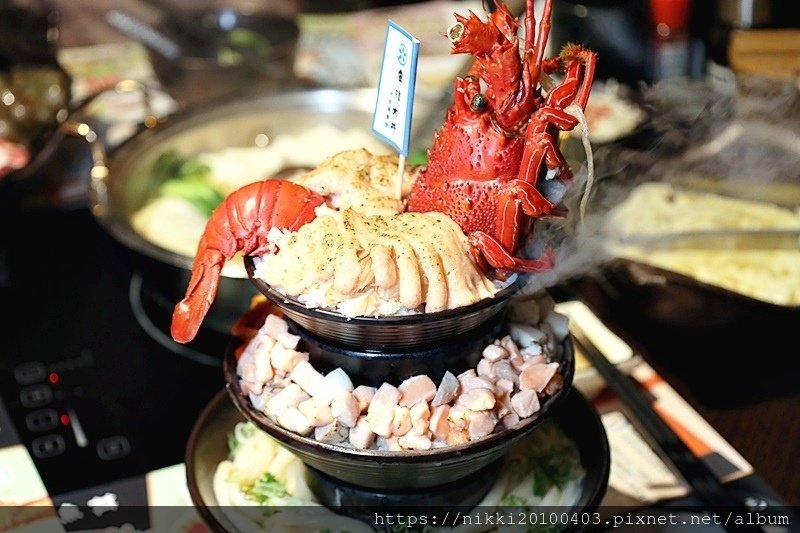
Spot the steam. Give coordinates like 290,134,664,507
514,73,800,297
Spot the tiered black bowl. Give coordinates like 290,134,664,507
244,256,519,351
223,256,576,508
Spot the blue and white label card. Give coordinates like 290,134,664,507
372,21,420,156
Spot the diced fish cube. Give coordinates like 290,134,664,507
511,389,541,418
349,416,376,449
456,388,496,411
467,410,497,440
509,323,547,349
399,435,432,450
315,420,348,443
263,313,289,338
266,384,310,416
432,371,459,407
290,360,326,399
398,374,436,407
331,391,360,428
429,405,450,441
298,397,334,427
481,344,508,362
372,383,401,407
276,406,313,436
276,331,300,350
391,406,412,437
519,362,559,392
352,385,377,413
366,402,395,437
271,343,308,373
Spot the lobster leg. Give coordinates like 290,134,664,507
468,178,556,274
170,180,324,344
470,230,555,273
518,44,597,186
518,107,580,187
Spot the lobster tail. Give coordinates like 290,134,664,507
169,179,325,344
171,248,225,344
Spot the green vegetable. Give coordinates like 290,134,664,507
244,473,289,505
218,28,275,66
159,179,224,217
227,432,239,457
527,423,582,498
151,150,223,216
499,494,528,507
406,149,428,166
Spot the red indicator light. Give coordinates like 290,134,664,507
60,414,70,426
48,372,59,384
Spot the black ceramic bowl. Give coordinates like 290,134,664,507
291,313,506,387
186,386,608,532
223,330,575,491
244,255,520,351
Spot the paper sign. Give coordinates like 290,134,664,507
372,21,420,156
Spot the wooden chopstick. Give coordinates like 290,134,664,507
569,324,765,533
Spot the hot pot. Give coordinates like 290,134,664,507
83,87,435,339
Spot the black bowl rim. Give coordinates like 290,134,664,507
223,331,575,462
244,255,521,326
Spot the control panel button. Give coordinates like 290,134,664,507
20,384,52,408
31,434,65,458
14,362,46,385
96,436,130,461
25,408,59,432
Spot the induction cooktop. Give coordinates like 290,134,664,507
0,206,225,521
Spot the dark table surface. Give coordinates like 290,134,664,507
571,276,800,506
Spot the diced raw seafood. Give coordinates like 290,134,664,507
238,296,566,451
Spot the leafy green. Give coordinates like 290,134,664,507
151,150,223,216
243,473,289,505
526,423,582,497
499,494,528,507
227,432,239,457
159,179,224,217
406,149,428,166
218,28,275,66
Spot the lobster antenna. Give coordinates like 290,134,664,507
528,0,553,88
565,103,595,227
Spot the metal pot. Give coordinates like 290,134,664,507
83,87,433,339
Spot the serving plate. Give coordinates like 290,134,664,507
185,388,610,533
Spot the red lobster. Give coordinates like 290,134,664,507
407,0,596,277
170,180,324,344
170,0,595,344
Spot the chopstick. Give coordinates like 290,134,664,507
569,324,765,533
